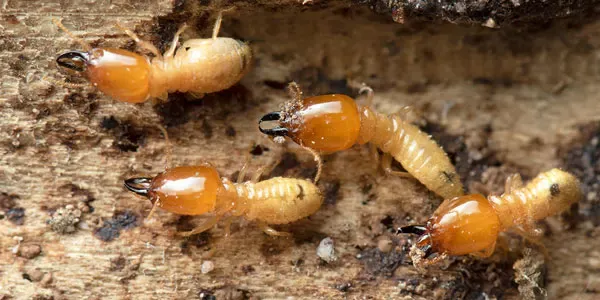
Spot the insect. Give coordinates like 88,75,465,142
52,11,252,103
124,162,324,237
398,168,581,266
258,82,463,199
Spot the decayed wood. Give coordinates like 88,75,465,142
1,0,600,299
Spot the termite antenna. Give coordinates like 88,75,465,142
300,144,322,183
155,125,172,170
397,225,427,235
56,51,90,72
52,18,92,52
258,112,289,137
287,81,303,104
42,76,89,88
124,177,152,196
212,7,237,39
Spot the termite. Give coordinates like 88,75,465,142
258,82,463,199
52,11,252,103
123,162,324,237
398,168,581,266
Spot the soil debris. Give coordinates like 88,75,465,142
93,211,138,242
316,237,337,263
17,244,42,259
514,248,547,300
48,204,82,234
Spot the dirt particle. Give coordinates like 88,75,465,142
260,240,285,258
17,244,42,259
317,237,337,263
514,248,547,300
27,269,44,282
100,117,146,152
250,144,269,156
109,255,127,272
6,207,25,225
100,116,119,130
63,92,99,116
22,273,32,282
241,265,255,274
201,120,213,139
201,260,215,274
198,289,216,300
377,238,393,253
225,125,236,137
48,204,82,234
335,282,352,292
0,192,18,210
358,245,407,277
93,211,138,242
180,232,210,255
213,287,251,300
40,273,53,288
320,180,340,205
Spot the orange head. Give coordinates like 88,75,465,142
56,48,151,103
399,194,501,257
259,94,361,153
124,166,222,215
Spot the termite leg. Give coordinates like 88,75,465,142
511,225,549,259
145,199,161,221
222,216,234,237
114,22,162,59
369,144,380,166
177,215,222,237
164,24,189,58
381,153,412,178
258,222,291,237
189,91,205,99
238,143,258,183
505,173,524,194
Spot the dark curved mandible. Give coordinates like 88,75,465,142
258,111,289,137
124,177,152,197
396,225,427,235
56,51,90,72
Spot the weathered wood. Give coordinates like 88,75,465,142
1,1,600,299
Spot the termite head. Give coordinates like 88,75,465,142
56,48,151,103
124,166,222,215
399,194,501,258
259,87,361,152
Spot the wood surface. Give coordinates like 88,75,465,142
1,1,600,299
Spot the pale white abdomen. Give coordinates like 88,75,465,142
359,107,464,199
240,177,323,225
149,37,252,98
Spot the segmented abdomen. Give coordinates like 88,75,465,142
241,177,323,224
359,107,464,199
150,38,252,97
490,168,581,230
